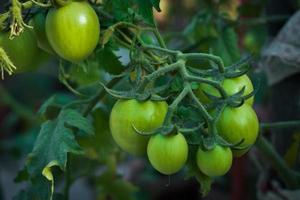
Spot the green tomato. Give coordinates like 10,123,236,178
109,99,168,156
216,103,259,157
195,74,254,106
0,28,41,72
196,145,232,177
32,12,54,54
46,1,100,62
147,133,188,175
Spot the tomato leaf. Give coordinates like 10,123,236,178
97,46,124,75
210,27,240,66
79,107,118,162
134,0,157,25
26,109,94,177
13,175,53,200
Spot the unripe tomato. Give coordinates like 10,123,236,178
46,1,100,62
216,103,259,157
0,28,41,72
196,145,232,177
147,133,188,175
32,12,54,54
195,74,254,105
109,99,168,155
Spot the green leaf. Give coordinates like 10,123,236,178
79,107,118,162
68,61,103,86
151,0,161,12
210,27,240,66
38,94,73,120
97,46,124,75
134,0,156,24
13,175,52,200
26,109,94,177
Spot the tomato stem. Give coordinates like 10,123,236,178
256,135,300,189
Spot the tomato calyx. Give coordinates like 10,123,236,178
51,0,72,8
101,82,168,101
0,47,17,78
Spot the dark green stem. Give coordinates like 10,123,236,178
64,156,71,200
163,83,190,125
260,120,300,129
180,53,225,73
255,135,300,189
83,77,121,117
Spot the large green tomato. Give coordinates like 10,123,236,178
0,28,41,72
196,145,232,177
195,74,254,106
32,12,54,54
216,103,259,157
46,1,100,62
109,99,168,156
147,133,188,175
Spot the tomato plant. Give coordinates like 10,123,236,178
109,99,168,155
147,132,188,175
46,1,100,62
196,145,233,177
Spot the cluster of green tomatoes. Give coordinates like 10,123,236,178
109,73,259,177
0,1,100,72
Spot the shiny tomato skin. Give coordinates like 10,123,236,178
216,103,259,157
147,133,188,175
109,99,168,156
196,74,254,106
0,28,41,72
46,1,100,62
196,145,232,177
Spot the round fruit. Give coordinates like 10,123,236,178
32,12,54,54
109,99,168,155
0,28,41,72
216,103,259,156
147,133,188,175
195,74,254,105
46,1,100,62
196,145,232,177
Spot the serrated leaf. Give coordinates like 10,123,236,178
97,46,124,75
38,94,73,120
26,109,94,177
79,107,118,161
13,175,52,200
134,0,156,24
